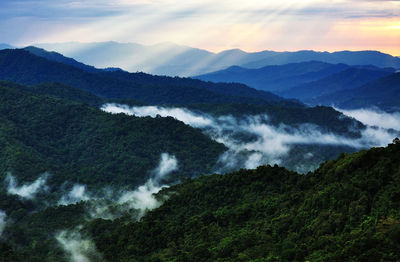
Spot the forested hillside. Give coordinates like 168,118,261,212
0,83,225,188
89,141,400,261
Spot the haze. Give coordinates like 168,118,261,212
0,0,399,56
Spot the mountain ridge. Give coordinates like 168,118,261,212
31,42,400,76
0,48,291,106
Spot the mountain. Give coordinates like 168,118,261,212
36,41,216,76
195,61,350,92
0,43,14,50
311,73,400,110
35,42,400,76
3,135,399,261
82,142,400,261
0,82,225,188
0,48,290,106
0,80,105,106
242,50,400,70
279,67,395,100
23,46,108,73
0,48,373,138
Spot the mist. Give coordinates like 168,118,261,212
117,153,178,218
337,108,400,131
58,185,90,206
102,103,397,172
5,173,49,199
55,153,178,220
56,228,102,262
0,211,6,237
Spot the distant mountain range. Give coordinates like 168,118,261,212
195,61,351,92
280,67,395,100
1,45,398,111
196,61,399,110
8,41,397,76
309,73,400,111
0,48,288,106
0,43,14,49
23,46,123,73
0,48,371,136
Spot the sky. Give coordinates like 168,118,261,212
0,0,399,55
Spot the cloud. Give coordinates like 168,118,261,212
153,152,179,178
5,173,49,199
56,228,102,262
54,154,178,260
58,185,91,206
53,153,178,220
117,153,177,219
102,104,213,127
0,211,6,237
102,103,398,172
337,108,400,130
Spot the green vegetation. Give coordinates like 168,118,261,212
88,142,400,261
0,83,225,188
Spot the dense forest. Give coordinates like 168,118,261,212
1,140,399,261
0,83,225,188
89,141,400,261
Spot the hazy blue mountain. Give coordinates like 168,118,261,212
242,50,400,69
279,67,395,100
23,46,123,73
310,72,400,110
0,43,14,50
35,42,400,76
0,49,288,105
195,61,350,92
36,41,215,76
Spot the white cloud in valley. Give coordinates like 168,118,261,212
5,173,49,199
56,228,102,262
58,184,91,206
337,108,400,130
102,103,398,171
56,153,178,220
117,153,177,218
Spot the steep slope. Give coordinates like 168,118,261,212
0,83,226,188
36,42,400,76
90,141,400,261
280,67,395,100
0,49,288,106
312,73,400,110
195,61,350,92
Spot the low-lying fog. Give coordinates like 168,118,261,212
102,103,399,173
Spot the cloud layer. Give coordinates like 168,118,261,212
337,108,400,130
102,103,398,172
